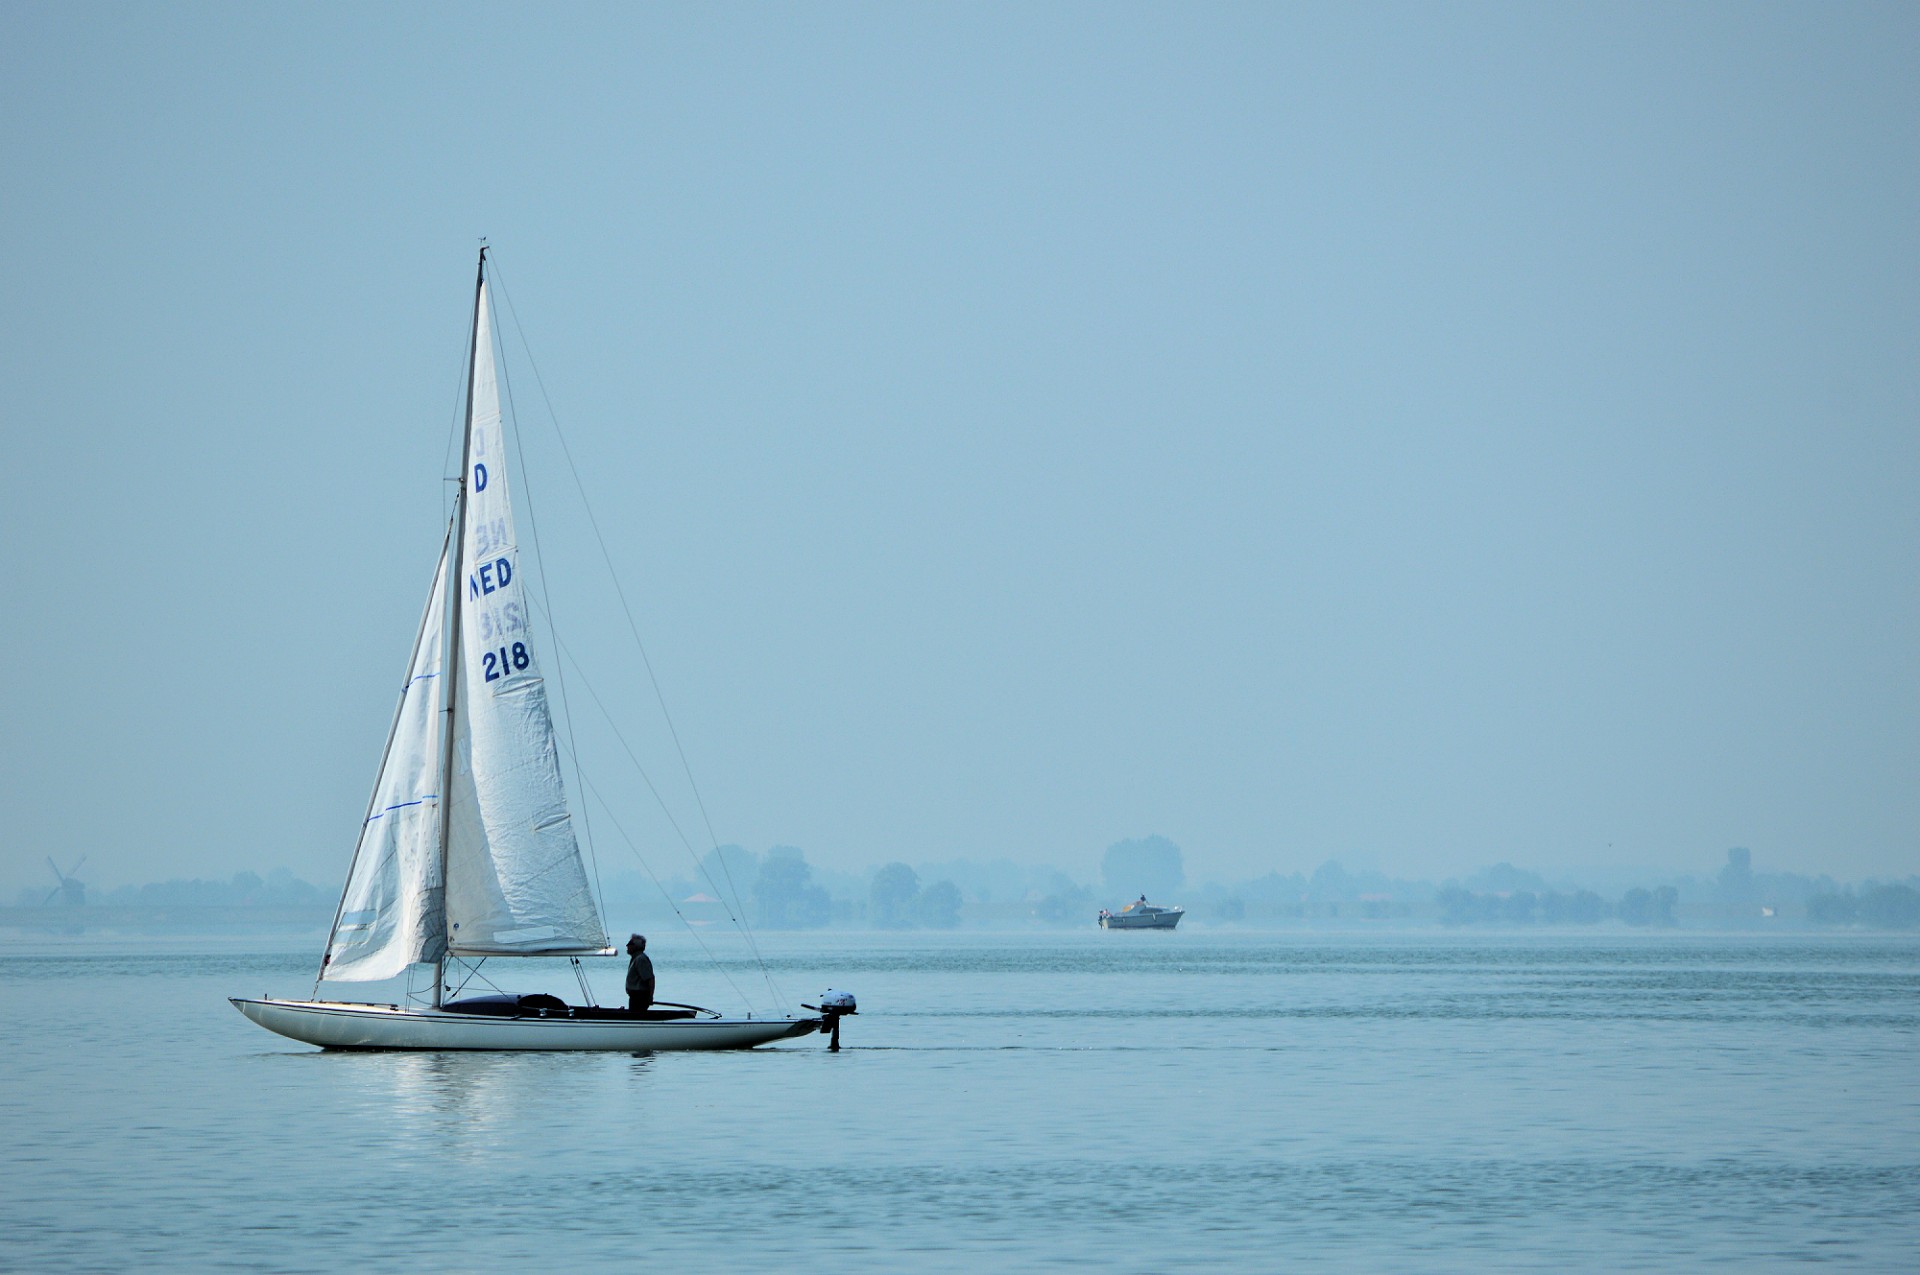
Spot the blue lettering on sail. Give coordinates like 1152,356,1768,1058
478,602,525,640
472,518,510,558
473,462,488,492
467,557,513,600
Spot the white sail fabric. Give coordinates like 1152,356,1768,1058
323,540,451,981
444,282,608,957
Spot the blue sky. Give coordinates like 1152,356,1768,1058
3,2,1914,891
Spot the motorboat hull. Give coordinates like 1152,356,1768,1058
231,997,821,1051
1099,909,1183,929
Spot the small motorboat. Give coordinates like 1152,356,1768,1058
1098,897,1184,929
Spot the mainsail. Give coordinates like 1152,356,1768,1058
442,279,606,957
324,271,606,982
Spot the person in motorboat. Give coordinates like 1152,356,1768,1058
626,934,655,1014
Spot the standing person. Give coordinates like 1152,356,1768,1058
625,934,655,1015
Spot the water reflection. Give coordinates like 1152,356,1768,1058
339,1050,652,1164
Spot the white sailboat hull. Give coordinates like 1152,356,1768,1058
232,997,821,1052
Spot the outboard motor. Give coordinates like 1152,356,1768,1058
805,989,857,1051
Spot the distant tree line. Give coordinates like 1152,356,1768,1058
1431,885,1676,926
624,845,965,931
1804,884,1919,929
17,842,1916,932
11,868,329,911
868,863,963,929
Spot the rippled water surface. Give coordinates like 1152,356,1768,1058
2,931,1915,1271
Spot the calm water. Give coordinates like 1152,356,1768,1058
1,930,1915,1272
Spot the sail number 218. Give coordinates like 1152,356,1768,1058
483,643,529,682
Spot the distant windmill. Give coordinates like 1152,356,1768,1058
44,856,87,907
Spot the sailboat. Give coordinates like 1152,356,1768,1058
232,249,827,1051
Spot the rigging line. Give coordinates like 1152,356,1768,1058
574,767,756,1011
489,263,782,998
539,674,731,912
570,760,757,1011
490,271,610,936
532,606,784,1007
444,956,503,1001
538,611,786,1006
485,264,741,888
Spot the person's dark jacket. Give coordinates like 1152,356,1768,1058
626,951,656,1009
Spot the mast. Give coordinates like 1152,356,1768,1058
433,243,489,1008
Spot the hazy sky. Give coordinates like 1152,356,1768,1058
4,2,1915,894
